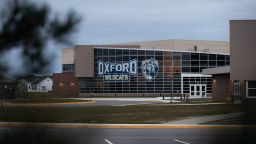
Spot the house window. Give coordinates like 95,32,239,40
32,84,37,90
42,86,47,91
247,81,256,98
23,85,28,91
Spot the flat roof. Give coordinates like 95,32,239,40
73,39,230,54
118,39,230,54
94,47,230,55
202,66,230,75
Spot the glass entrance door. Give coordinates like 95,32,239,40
190,84,196,97
233,81,241,103
190,84,207,97
201,84,207,98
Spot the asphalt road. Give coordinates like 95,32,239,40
61,100,159,107
0,127,254,144
4,100,159,107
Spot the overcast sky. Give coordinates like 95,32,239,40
42,0,256,73
3,0,256,77
46,0,256,44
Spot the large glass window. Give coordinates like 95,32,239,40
191,61,199,67
173,61,181,66
182,67,190,72
163,51,172,60
173,52,181,60
62,64,74,72
217,61,225,66
123,50,129,55
82,48,229,94
109,49,115,55
247,81,256,97
209,61,216,67
155,51,162,56
209,54,216,61
191,53,199,61
146,51,154,55
130,50,138,55
103,49,109,55
182,61,190,66
191,67,199,73
182,53,190,60
200,61,208,67
217,55,225,61
116,56,122,61
225,55,230,61
116,49,122,55
200,54,208,61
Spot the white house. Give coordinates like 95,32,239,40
19,76,53,92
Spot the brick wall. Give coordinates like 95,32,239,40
53,73,79,97
212,74,233,102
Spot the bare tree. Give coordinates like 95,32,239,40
0,0,81,78
0,0,81,143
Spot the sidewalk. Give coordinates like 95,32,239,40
166,112,244,124
71,96,214,103
74,97,181,103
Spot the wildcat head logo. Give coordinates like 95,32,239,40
141,58,159,81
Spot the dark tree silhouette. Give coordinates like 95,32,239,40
0,1,82,143
0,0,81,78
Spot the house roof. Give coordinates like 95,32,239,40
31,76,52,84
17,75,52,84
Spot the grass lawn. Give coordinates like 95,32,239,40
0,104,244,124
4,98,90,104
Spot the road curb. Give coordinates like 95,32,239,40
0,122,254,129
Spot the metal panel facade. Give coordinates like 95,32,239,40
230,20,256,80
74,45,94,77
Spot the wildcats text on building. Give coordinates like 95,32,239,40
98,60,137,81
